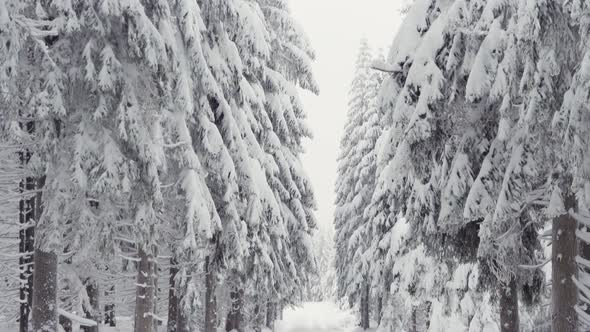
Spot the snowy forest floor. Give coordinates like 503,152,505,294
0,302,374,332
276,302,375,332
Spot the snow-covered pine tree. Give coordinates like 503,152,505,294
255,0,318,316
308,222,336,302
0,1,42,329
0,1,76,330
335,38,384,329
550,1,590,329
367,0,549,330
15,1,184,330
462,2,577,330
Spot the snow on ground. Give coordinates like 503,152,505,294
1,302,370,332
276,302,375,332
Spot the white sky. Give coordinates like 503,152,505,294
290,1,404,230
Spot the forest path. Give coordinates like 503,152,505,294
275,302,370,332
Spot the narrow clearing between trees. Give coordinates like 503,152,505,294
276,302,374,332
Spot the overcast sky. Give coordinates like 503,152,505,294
290,1,404,230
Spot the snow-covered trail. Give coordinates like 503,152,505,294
275,302,371,332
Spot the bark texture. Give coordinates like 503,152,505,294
204,257,217,332
265,301,276,330
104,285,116,327
167,259,179,332
376,296,382,326
225,287,244,332
360,280,370,330
410,308,417,332
552,192,577,332
580,226,590,330
176,305,190,332
499,277,519,332
31,249,58,332
135,248,155,332
18,117,36,332
82,279,100,332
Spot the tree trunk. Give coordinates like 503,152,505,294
18,115,36,332
499,277,519,332
376,296,382,326
31,249,58,332
579,225,590,330
167,259,179,332
410,307,417,332
266,301,276,330
59,315,72,332
104,285,116,327
552,192,577,332
205,257,217,332
135,248,155,332
360,280,370,330
225,286,244,332
82,279,100,332
176,301,190,332
19,175,35,332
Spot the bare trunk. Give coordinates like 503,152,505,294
167,259,179,332
579,225,590,330
376,296,382,326
225,286,244,332
176,302,190,332
31,249,58,332
135,248,155,332
175,269,190,332
360,280,370,330
410,307,419,332
18,115,36,332
59,315,72,332
19,175,35,332
205,257,217,332
104,285,116,327
82,279,100,332
499,277,519,332
552,192,577,332
266,301,276,330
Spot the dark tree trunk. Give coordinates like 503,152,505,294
376,296,382,326
135,248,155,332
425,302,432,330
82,279,100,332
205,257,217,332
579,225,590,330
18,125,36,332
153,262,162,327
104,285,116,327
59,315,72,332
499,277,519,332
360,280,370,330
18,174,35,332
32,249,58,332
167,259,179,332
225,286,244,332
552,192,577,332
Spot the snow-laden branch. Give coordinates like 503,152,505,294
58,308,97,327
519,258,551,270
370,60,398,73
